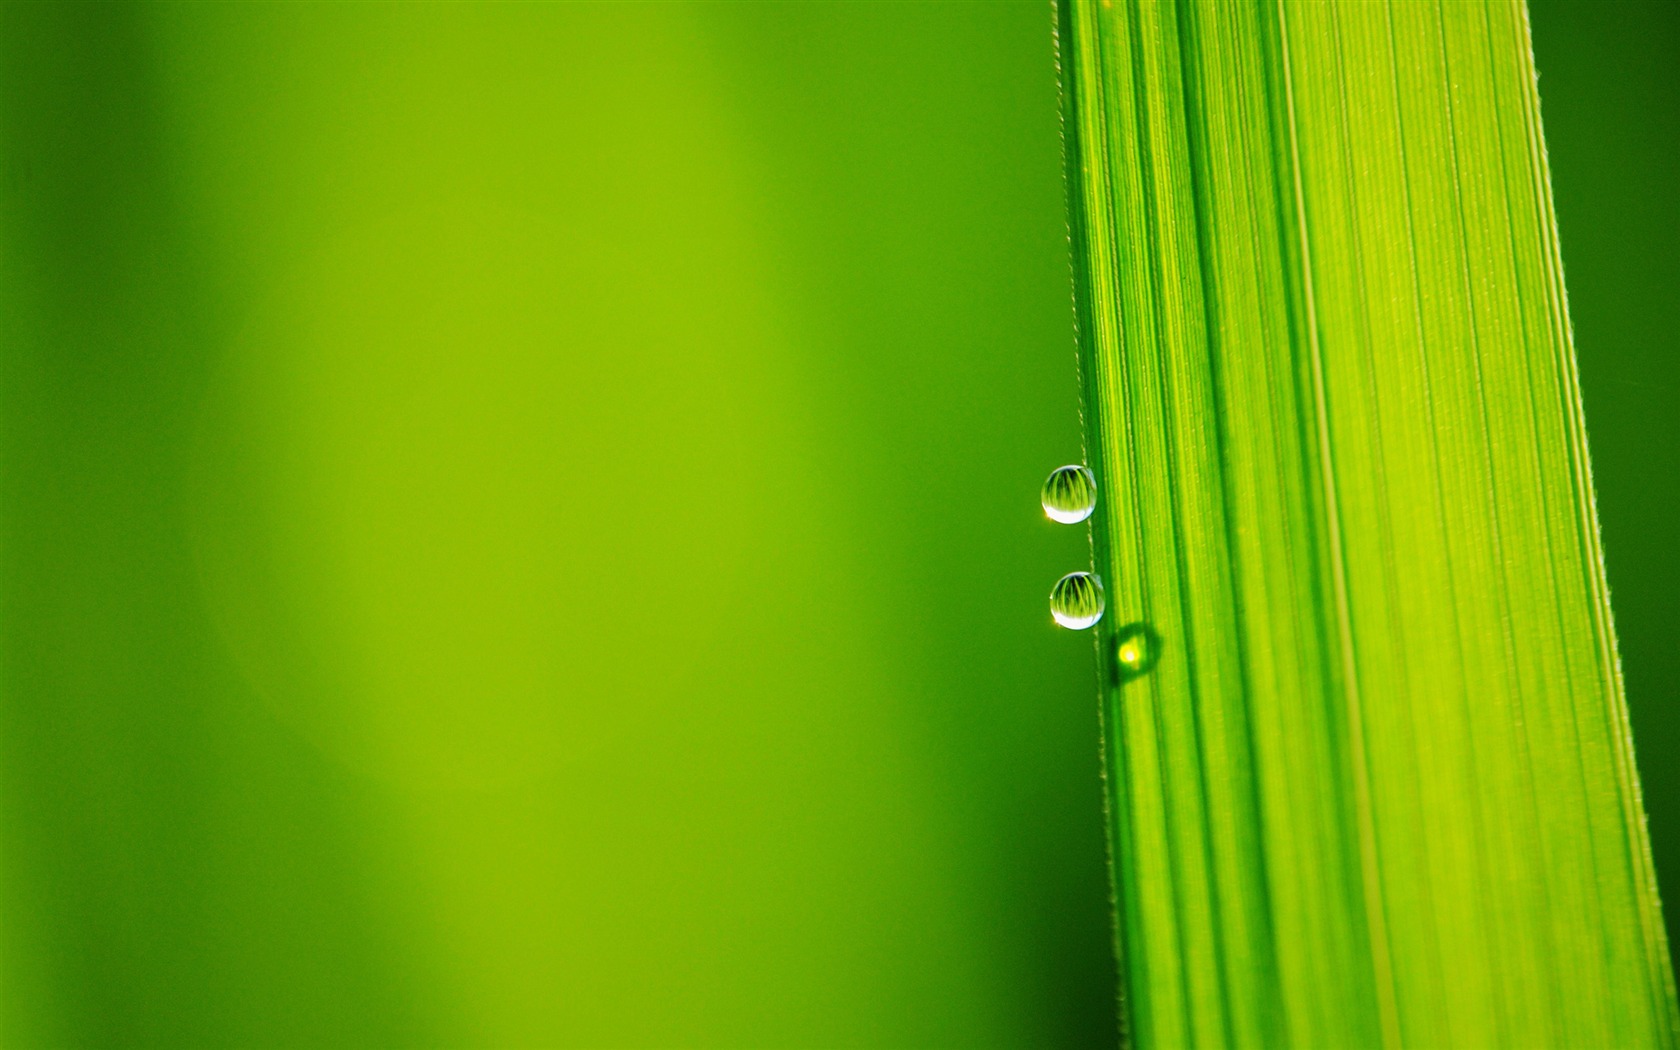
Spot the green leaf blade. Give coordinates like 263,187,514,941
1059,1,1678,1045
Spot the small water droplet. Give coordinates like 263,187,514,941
1041,465,1097,524
1112,623,1162,681
1050,572,1105,630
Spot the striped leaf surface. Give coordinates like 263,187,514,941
1057,1,1677,1045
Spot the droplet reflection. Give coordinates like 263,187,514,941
1050,572,1105,630
1041,465,1098,524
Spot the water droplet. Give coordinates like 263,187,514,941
1041,465,1097,524
1112,623,1162,681
1050,572,1105,630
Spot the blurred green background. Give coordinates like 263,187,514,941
0,2,1111,1046
1529,0,1680,968
0,2,1673,1048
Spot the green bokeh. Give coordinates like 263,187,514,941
1528,0,1680,958
0,2,1113,1046
2,1,1672,1046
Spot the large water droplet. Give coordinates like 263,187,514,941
1041,465,1097,524
1112,623,1162,681
1050,572,1105,630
